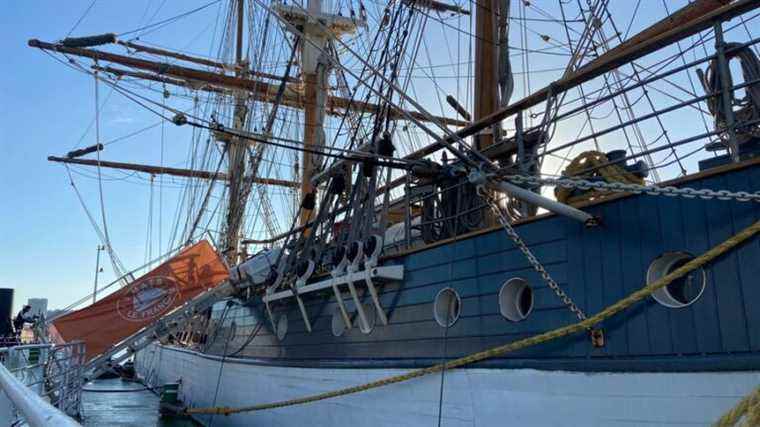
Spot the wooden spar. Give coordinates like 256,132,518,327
473,0,498,149
401,0,469,15
93,65,463,127
47,156,299,188
116,40,299,83
92,65,223,92
28,39,467,127
117,41,225,70
28,39,277,94
402,0,758,162
332,97,467,126
446,95,472,121
577,0,730,75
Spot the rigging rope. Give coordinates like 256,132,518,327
65,0,97,38
145,175,155,266
207,301,235,427
187,218,760,416
62,164,128,280
117,0,222,38
93,72,128,281
47,241,188,322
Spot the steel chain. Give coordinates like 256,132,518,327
484,195,588,322
504,174,760,202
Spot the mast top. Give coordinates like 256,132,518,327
273,3,366,37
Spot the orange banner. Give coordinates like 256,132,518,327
52,241,228,360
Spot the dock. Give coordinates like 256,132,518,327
81,378,195,426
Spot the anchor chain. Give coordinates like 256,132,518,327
504,174,760,203
483,191,588,322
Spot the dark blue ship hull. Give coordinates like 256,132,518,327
203,159,760,373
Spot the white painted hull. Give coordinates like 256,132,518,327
136,344,758,427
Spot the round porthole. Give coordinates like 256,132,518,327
647,251,706,308
358,303,376,334
331,308,347,337
434,288,461,328
276,314,288,341
499,278,534,322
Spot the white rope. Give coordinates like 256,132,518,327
93,71,128,282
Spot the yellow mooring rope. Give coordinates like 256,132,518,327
714,386,760,427
187,219,760,417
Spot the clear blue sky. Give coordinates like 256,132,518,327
0,1,223,314
0,0,735,314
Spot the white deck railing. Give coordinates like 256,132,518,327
0,344,83,426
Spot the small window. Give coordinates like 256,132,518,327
499,278,534,322
358,303,376,334
434,288,461,328
648,252,706,308
276,314,288,341
331,308,347,337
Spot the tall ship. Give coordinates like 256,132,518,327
28,0,760,425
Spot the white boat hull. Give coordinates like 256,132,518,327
136,344,758,427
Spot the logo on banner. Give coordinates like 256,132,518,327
117,276,180,322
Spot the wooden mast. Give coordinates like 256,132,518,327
299,0,327,229
301,76,319,228
473,0,498,150
225,0,249,263
270,1,361,232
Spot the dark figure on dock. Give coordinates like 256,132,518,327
13,305,35,340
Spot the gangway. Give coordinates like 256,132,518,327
84,279,238,379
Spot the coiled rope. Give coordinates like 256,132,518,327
187,219,760,417
555,151,643,204
699,42,760,145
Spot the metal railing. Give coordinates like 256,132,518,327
0,343,85,426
